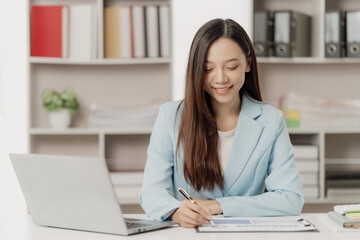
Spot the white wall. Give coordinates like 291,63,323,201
171,0,253,100
0,0,28,213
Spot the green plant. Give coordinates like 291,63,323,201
42,87,79,115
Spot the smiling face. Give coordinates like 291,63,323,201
203,37,250,112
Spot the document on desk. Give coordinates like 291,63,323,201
197,217,317,232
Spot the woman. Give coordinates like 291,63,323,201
140,18,303,228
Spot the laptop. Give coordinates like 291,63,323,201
9,153,174,235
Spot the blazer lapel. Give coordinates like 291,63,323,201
223,95,264,194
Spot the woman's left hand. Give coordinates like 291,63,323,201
192,197,223,215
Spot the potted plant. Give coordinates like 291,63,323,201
42,87,79,129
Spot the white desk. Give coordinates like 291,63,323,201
1,213,359,240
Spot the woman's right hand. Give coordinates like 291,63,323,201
170,199,213,228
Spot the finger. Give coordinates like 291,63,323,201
179,215,206,227
178,209,209,228
178,218,201,228
184,200,212,220
178,201,209,226
181,205,209,225
180,219,206,228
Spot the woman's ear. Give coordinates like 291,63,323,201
245,57,251,72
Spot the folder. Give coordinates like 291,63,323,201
31,5,64,57
346,11,360,58
104,6,121,58
325,10,346,58
159,5,171,57
69,5,95,59
274,11,311,57
254,10,274,57
119,6,132,58
145,5,160,57
328,211,360,228
132,6,146,58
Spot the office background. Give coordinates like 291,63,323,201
0,0,251,214
1,0,359,215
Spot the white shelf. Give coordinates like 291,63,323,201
326,158,360,165
29,57,171,65
117,197,141,205
29,128,101,135
288,128,321,134
305,198,360,204
288,128,360,134
322,129,360,134
29,127,153,135
102,127,153,135
257,57,360,64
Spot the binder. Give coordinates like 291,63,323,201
31,5,64,57
274,11,311,57
119,6,132,58
328,211,360,228
346,11,360,58
159,5,171,57
104,6,121,58
325,10,346,58
132,6,146,58
145,6,160,57
254,10,274,57
69,5,95,59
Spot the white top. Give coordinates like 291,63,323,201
218,128,236,171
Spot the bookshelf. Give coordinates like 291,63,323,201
254,0,360,205
28,0,172,204
27,0,360,207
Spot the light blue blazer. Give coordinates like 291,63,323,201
140,95,304,221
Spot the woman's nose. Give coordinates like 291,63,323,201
215,69,228,84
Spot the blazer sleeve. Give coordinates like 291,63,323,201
139,104,182,221
216,111,304,217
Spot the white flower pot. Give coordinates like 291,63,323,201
48,109,71,129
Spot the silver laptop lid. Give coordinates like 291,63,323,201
9,153,129,235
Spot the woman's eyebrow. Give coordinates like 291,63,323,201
205,58,240,63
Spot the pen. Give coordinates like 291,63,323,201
178,187,216,226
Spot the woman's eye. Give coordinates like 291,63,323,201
204,68,213,72
227,65,239,70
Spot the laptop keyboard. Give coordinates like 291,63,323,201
126,221,152,229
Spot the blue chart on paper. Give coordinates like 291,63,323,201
212,219,251,224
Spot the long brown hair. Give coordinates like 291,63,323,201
176,18,262,191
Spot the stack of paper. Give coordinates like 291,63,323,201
280,92,360,128
293,145,319,198
88,102,160,128
328,208,360,228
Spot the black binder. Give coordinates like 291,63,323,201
325,10,346,58
254,10,274,57
274,10,311,57
346,11,360,58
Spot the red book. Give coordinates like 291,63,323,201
31,5,63,57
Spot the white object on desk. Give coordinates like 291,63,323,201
334,204,360,215
197,217,317,232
